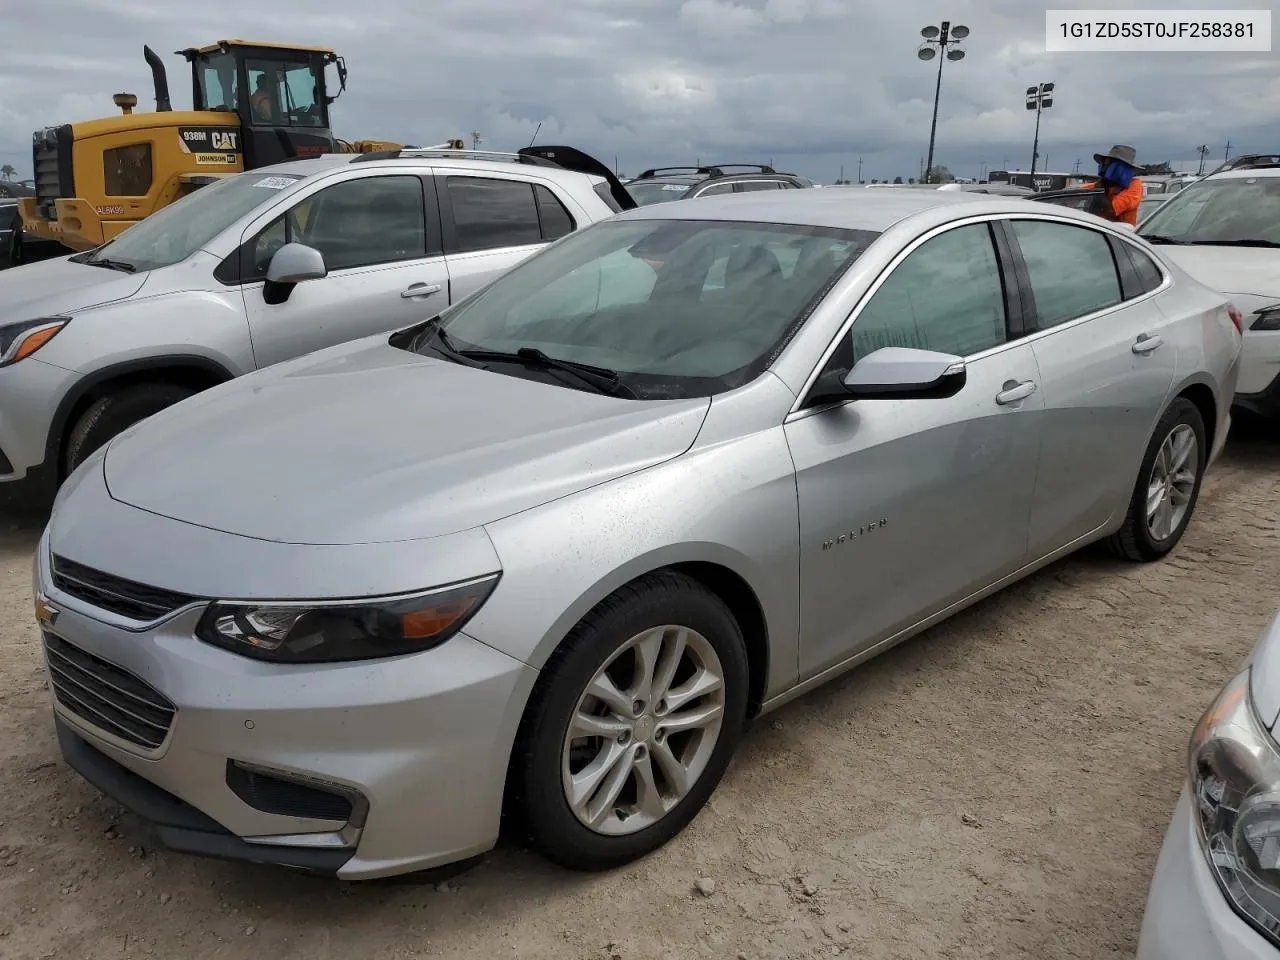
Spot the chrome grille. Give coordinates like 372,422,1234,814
43,633,175,750
51,555,197,622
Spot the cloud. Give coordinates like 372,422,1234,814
0,0,1273,183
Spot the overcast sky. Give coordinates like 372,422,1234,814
1,0,1275,184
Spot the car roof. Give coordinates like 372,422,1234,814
251,153,605,188
1204,166,1280,181
612,187,1141,235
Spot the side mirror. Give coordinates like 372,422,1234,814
805,347,967,406
263,243,326,305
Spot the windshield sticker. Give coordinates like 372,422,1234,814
662,184,689,191
253,176,298,190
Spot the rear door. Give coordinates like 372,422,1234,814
1005,216,1178,555
436,173,581,302
237,170,449,368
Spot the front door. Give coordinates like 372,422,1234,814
1005,217,1179,554
785,221,1043,679
240,173,449,369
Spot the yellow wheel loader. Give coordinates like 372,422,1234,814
18,41,433,255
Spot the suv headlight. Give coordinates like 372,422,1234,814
195,575,499,663
1189,668,1280,945
0,317,69,367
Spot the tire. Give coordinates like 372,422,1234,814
1107,397,1207,562
64,382,197,474
514,571,749,871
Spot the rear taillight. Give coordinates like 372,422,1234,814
1228,303,1245,335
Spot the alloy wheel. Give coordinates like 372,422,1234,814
1146,423,1198,542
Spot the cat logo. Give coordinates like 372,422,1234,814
211,131,238,152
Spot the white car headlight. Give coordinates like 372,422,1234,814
1189,668,1280,945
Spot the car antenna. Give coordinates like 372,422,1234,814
529,121,542,148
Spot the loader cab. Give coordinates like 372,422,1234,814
181,40,341,168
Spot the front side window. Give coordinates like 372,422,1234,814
245,58,323,127
79,169,304,272
1012,219,1122,329
425,219,877,399
250,175,427,275
1139,176,1280,246
850,222,1007,359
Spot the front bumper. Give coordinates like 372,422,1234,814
1233,367,1280,420
36,542,537,880
1137,789,1276,960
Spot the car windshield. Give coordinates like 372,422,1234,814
626,182,694,206
77,171,304,272
1139,176,1280,245
426,218,878,399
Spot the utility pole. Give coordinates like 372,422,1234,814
1073,158,1081,174
1224,140,1231,163
470,130,482,150
917,21,970,184
857,157,863,182
1196,144,1209,176
1026,82,1054,177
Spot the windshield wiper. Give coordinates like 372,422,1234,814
459,346,637,398
416,321,488,369
83,256,137,272
1141,235,1189,245
1182,238,1280,248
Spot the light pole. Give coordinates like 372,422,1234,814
917,21,969,184
1026,82,1054,178
1195,144,1209,176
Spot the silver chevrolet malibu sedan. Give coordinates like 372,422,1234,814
35,188,1241,880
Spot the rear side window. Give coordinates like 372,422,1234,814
1123,243,1166,296
1011,220,1122,330
735,180,780,192
447,177,542,252
534,185,575,240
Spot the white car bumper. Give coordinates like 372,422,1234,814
1137,788,1276,960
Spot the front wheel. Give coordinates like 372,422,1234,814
1108,397,1207,562
64,382,197,476
515,572,748,871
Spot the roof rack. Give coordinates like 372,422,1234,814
634,162,780,180
350,145,558,168
1207,154,1280,175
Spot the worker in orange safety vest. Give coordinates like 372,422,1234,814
1081,144,1144,227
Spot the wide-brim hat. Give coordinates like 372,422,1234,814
1094,144,1138,167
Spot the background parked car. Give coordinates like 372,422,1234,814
624,164,812,206
0,181,63,270
1137,156,1280,417
0,145,631,501
38,188,1240,881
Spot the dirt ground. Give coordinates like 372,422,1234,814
1,424,1278,960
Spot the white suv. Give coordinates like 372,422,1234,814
0,146,632,500
1137,157,1280,416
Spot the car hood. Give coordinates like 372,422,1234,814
1156,246,1280,302
103,338,710,545
0,254,149,321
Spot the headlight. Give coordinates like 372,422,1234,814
1189,668,1280,945
194,575,499,663
0,317,69,367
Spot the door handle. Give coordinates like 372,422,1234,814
1132,333,1164,354
401,282,442,299
995,379,1037,405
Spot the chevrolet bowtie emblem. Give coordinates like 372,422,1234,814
34,593,59,628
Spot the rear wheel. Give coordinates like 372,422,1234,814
64,383,197,475
1107,397,1206,561
515,572,748,871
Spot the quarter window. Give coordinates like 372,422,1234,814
1012,220,1122,329
248,175,427,276
850,223,1008,359
447,177,543,252
1123,243,1165,296
534,185,575,241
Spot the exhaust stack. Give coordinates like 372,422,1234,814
143,45,172,112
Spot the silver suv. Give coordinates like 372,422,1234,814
0,145,630,500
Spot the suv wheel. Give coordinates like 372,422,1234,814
1107,397,1207,561
515,571,748,871
65,383,197,475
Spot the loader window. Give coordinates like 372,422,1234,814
196,52,238,111
104,144,153,197
246,59,323,127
